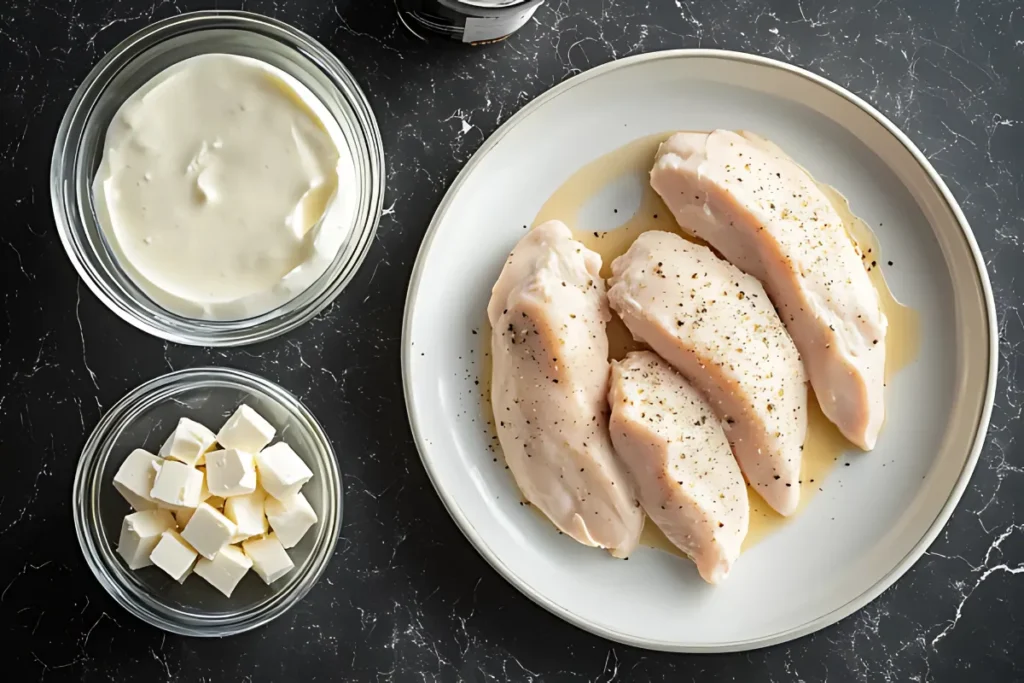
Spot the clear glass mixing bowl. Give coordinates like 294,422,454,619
72,367,342,636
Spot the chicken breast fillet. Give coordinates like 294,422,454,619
488,220,644,557
609,351,748,584
650,130,887,450
608,231,808,516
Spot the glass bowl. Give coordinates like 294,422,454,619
51,11,385,346
72,367,342,636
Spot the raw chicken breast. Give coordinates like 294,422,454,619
488,220,644,557
609,351,748,584
650,130,887,450
608,231,807,516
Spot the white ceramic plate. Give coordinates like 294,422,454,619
401,50,996,652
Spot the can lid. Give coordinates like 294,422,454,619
457,0,534,9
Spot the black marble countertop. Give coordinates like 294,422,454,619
2,0,1022,680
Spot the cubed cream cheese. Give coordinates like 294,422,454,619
158,417,217,467
159,472,212,515
181,503,238,560
224,489,268,543
149,529,198,582
205,449,257,497
194,545,253,598
150,460,205,508
112,449,162,511
217,405,276,453
172,479,220,525
243,534,294,585
116,509,177,570
255,443,313,501
264,491,318,549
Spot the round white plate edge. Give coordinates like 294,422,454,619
400,49,998,653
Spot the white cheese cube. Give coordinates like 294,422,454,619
158,418,216,467
149,530,198,583
194,545,253,598
112,449,162,511
216,405,276,453
264,492,318,549
160,472,212,515
255,443,313,501
150,460,204,509
174,507,195,529
242,534,294,585
116,509,176,570
181,503,238,560
224,489,268,543
205,449,257,497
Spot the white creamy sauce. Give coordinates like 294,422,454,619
93,53,356,320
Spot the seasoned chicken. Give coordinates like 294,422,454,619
609,351,748,584
650,130,886,450
488,220,644,557
608,231,807,516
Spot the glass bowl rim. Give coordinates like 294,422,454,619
50,9,385,347
72,366,342,637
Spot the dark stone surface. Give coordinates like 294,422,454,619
2,0,1022,680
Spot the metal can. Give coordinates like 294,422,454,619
397,0,545,45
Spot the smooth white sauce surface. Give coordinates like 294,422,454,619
93,53,356,320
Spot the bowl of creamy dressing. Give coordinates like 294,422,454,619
52,11,384,345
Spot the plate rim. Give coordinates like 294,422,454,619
400,48,998,653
